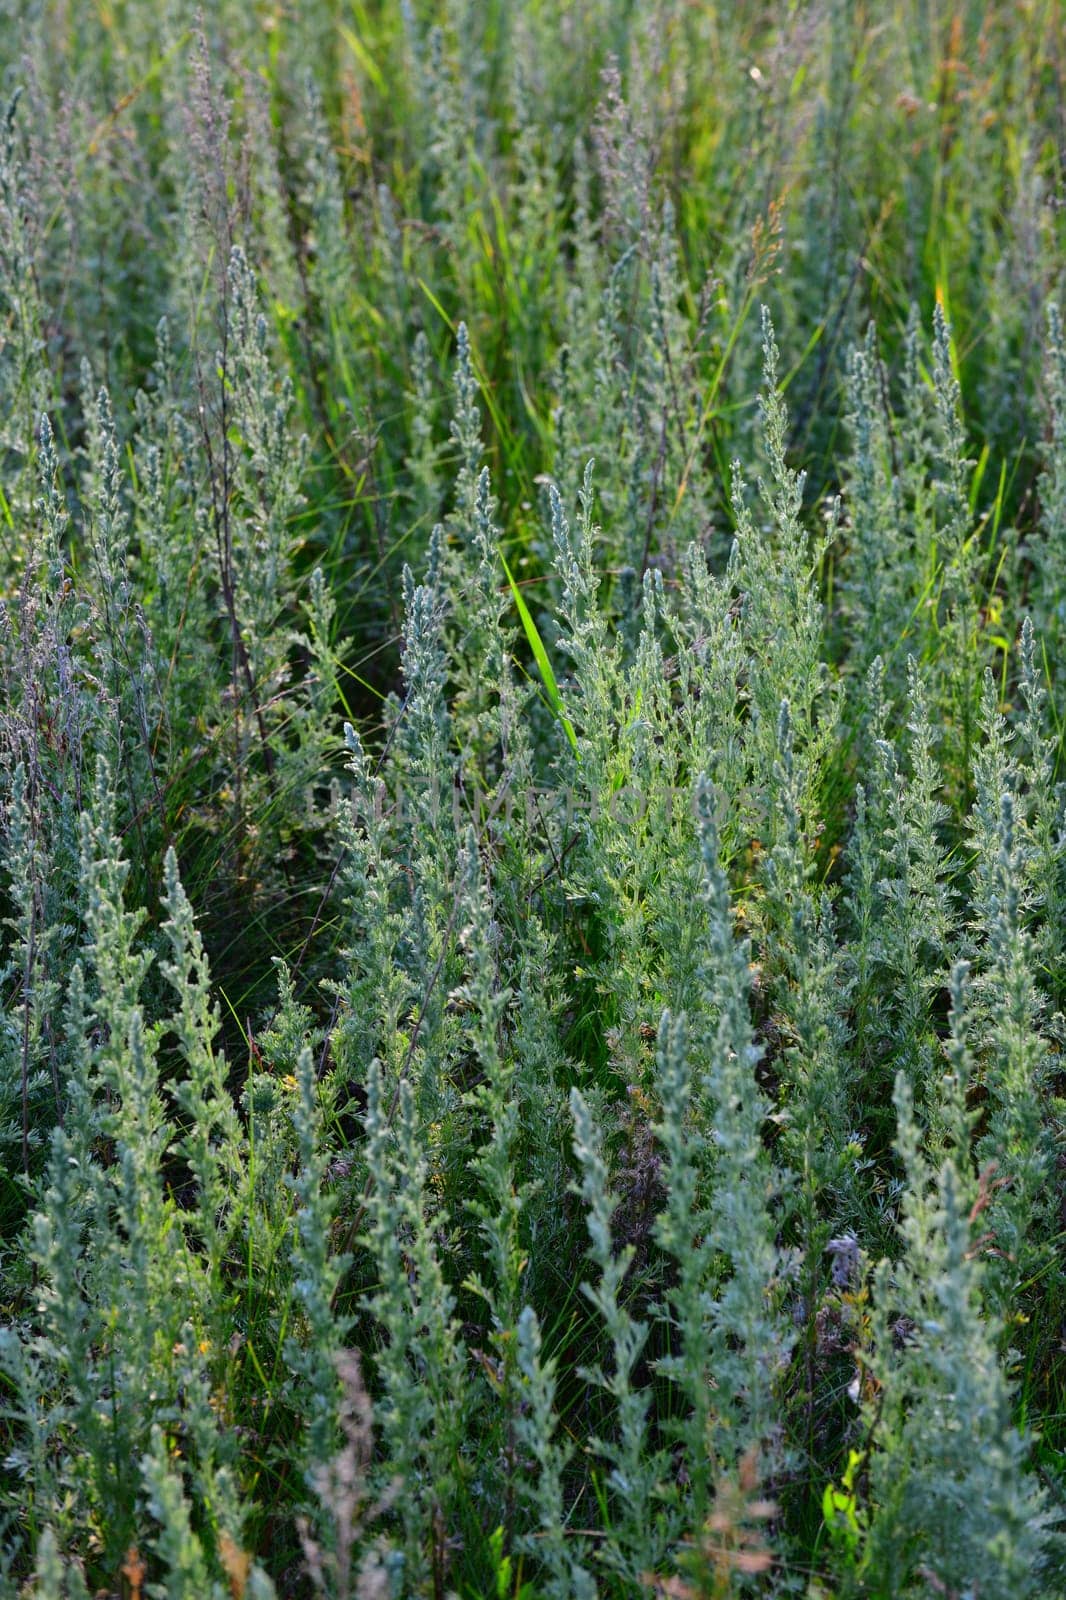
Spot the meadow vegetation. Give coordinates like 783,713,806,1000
0,1,1065,1594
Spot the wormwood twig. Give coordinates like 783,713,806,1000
329,770,516,1302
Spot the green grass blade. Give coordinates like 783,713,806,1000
499,549,579,757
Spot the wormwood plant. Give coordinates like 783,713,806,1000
0,765,349,1591
3,4,1066,1597
845,972,1056,1599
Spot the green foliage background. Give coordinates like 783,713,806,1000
0,2,1064,1595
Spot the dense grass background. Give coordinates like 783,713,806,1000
1,2,1065,1595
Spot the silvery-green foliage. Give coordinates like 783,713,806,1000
0,92,51,468
448,321,482,540
160,844,244,1286
507,919,573,1273
968,669,1024,944
651,1006,715,1515
330,723,412,1086
242,73,302,321
385,544,467,1131
140,1425,275,1600
23,1529,90,1600
1015,616,1066,984
455,831,530,1537
569,1083,672,1585
549,473,706,1083
634,210,716,564
442,334,531,792
732,310,840,836
6,763,174,1563
506,22,564,341
1037,301,1066,635
396,556,451,824
226,244,309,691
851,660,956,1097
360,1061,467,1587
552,237,635,521
458,832,519,1325
407,329,443,536
551,463,610,701
758,704,857,1241
285,1041,350,1475
930,302,973,599
841,323,908,670
0,763,59,1167
514,1306,597,1600
969,787,1055,1315
930,304,982,758
690,777,792,1473
130,318,208,699
665,538,747,805
304,565,341,748
860,1060,1055,1599
298,71,350,336
0,764,347,1581
79,370,164,838
3,8,1066,1592
420,21,478,276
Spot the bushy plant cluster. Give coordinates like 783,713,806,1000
1,2,1064,1595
